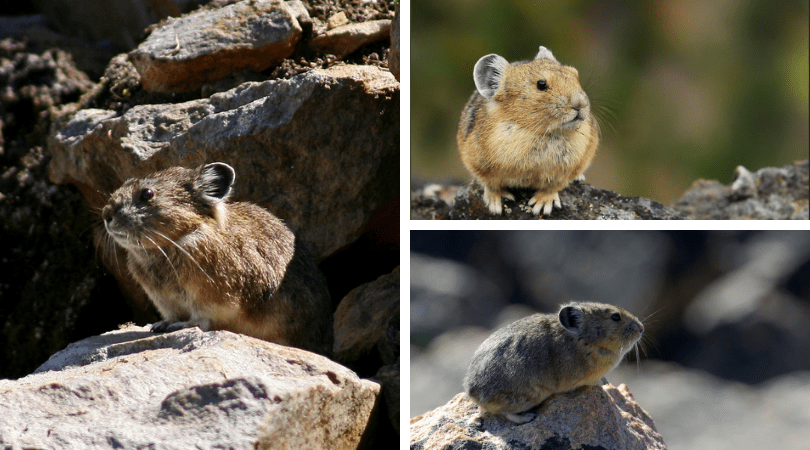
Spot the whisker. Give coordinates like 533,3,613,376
143,233,182,284
152,230,216,285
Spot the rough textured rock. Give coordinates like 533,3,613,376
0,325,380,450
411,181,685,220
410,385,666,450
412,160,809,220
334,267,400,369
388,6,399,81
48,63,399,261
334,267,400,433
129,0,305,93
673,160,808,219
309,19,392,59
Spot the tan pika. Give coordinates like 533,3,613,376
457,46,599,216
463,302,642,424
100,162,333,357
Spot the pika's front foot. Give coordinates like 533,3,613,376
482,186,514,215
502,411,536,424
151,318,210,333
527,191,561,216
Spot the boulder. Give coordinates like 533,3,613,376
310,20,392,59
410,385,667,450
0,325,380,450
129,0,307,93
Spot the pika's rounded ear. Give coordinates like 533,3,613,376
559,305,583,334
198,162,235,204
474,54,510,99
535,46,559,63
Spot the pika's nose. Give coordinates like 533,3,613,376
101,205,113,223
571,91,589,110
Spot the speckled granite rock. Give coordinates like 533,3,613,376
410,385,666,450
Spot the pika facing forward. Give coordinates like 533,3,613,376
457,46,599,216
101,162,333,357
463,302,642,424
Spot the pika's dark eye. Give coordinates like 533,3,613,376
611,313,621,321
139,188,154,202
537,80,548,91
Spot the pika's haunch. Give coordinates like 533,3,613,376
457,46,599,216
101,162,333,356
463,302,642,424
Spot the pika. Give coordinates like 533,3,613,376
457,46,599,216
100,162,333,356
463,302,642,424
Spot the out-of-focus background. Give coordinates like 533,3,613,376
411,0,809,204
410,230,810,450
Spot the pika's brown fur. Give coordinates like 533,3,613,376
100,162,333,356
463,302,642,424
457,46,599,216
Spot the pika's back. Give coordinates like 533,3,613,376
457,46,599,216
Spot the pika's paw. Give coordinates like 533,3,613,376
482,187,514,215
528,192,561,215
151,318,210,333
502,411,537,424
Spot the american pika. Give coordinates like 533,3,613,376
457,46,599,216
463,302,642,424
100,162,333,356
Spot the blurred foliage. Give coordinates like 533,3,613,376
411,0,809,204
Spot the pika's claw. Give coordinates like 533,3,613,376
527,192,561,215
483,187,507,215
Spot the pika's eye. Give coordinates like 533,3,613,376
537,80,548,91
139,188,154,202
611,313,621,321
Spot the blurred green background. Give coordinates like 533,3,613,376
411,0,809,204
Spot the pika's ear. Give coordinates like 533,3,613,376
198,162,235,204
559,305,584,334
535,46,559,63
474,54,510,99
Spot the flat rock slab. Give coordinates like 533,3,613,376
129,0,306,93
48,64,399,261
310,19,392,59
0,326,380,450
410,385,667,450
411,181,685,220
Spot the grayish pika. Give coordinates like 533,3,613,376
463,302,642,424
457,46,599,216
101,162,333,356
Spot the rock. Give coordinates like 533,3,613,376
410,385,667,450
673,160,809,219
48,63,399,261
327,12,350,29
411,181,685,220
0,325,380,450
309,20,391,59
129,0,306,93
333,267,400,369
388,6,399,81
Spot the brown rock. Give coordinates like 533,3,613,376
333,267,400,368
47,64,399,261
0,325,380,449
309,20,391,59
410,385,667,450
129,0,306,93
